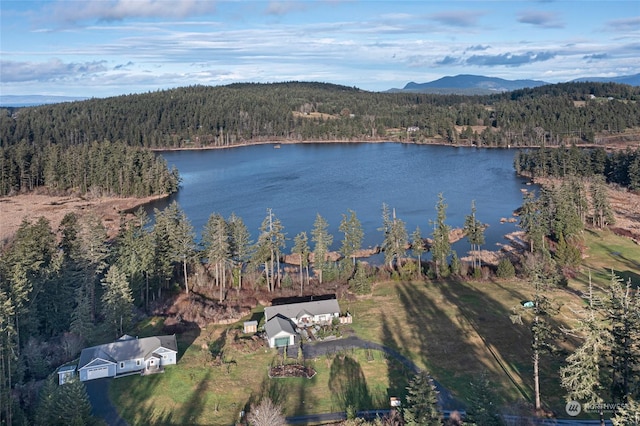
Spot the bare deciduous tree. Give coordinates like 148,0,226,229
247,397,286,426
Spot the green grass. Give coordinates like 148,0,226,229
110,330,412,425
108,229,640,424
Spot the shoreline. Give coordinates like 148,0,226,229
3,140,638,251
150,137,507,153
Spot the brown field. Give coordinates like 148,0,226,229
292,110,339,120
0,192,168,246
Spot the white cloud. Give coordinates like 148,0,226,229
47,0,217,25
517,10,564,29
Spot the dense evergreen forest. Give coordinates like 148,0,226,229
1,81,640,197
515,146,640,190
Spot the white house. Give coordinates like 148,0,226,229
78,334,177,381
264,299,341,327
263,298,341,348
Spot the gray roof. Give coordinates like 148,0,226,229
58,365,77,373
79,335,177,369
264,315,296,339
264,299,340,322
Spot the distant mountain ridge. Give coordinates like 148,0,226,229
391,73,640,94
404,74,549,92
571,73,640,86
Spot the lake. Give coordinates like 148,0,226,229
151,142,534,261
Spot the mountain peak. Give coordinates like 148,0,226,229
402,74,549,94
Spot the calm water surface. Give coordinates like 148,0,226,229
152,143,534,260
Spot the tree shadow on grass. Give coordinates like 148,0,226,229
328,354,373,412
391,281,472,410
379,317,413,406
606,267,640,288
433,277,571,414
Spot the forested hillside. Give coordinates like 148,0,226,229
1,81,639,197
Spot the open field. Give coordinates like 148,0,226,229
0,192,167,246
110,320,413,425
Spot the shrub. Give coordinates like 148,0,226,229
496,258,516,279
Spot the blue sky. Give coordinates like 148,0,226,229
1,0,639,98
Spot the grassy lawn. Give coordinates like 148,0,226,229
109,229,640,424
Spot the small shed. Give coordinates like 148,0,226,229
243,320,258,334
57,365,77,385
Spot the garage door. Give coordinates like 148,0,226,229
275,337,290,347
87,366,110,380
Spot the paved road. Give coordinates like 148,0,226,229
301,335,460,410
85,378,128,426
287,410,614,425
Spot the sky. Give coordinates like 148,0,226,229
1,0,639,98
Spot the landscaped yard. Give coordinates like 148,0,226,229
109,229,640,425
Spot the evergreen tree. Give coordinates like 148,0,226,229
339,209,364,268
464,372,504,426
523,255,560,412
410,226,425,278
52,379,94,426
430,193,451,279
607,273,640,402
519,192,546,253
402,371,441,426
153,201,196,295
3,217,57,350
70,283,94,345
256,209,286,292
389,209,408,272
463,200,485,271
560,279,606,408
58,212,81,260
311,213,333,285
101,265,134,339
0,288,16,426
496,258,515,279
590,176,614,229
78,215,110,322
172,208,197,295
34,375,57,426
348,262,371,295
35,376,96,426
203,213,230,301
554,232,582,269
292,232,311,296
227,212,252,290
611,398,640,426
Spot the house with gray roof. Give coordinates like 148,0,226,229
78,334,177,381
264,315,297,348
263,299,341,348
264,299,341,327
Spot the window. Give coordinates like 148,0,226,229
120,362,124,369
136,360,141,366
